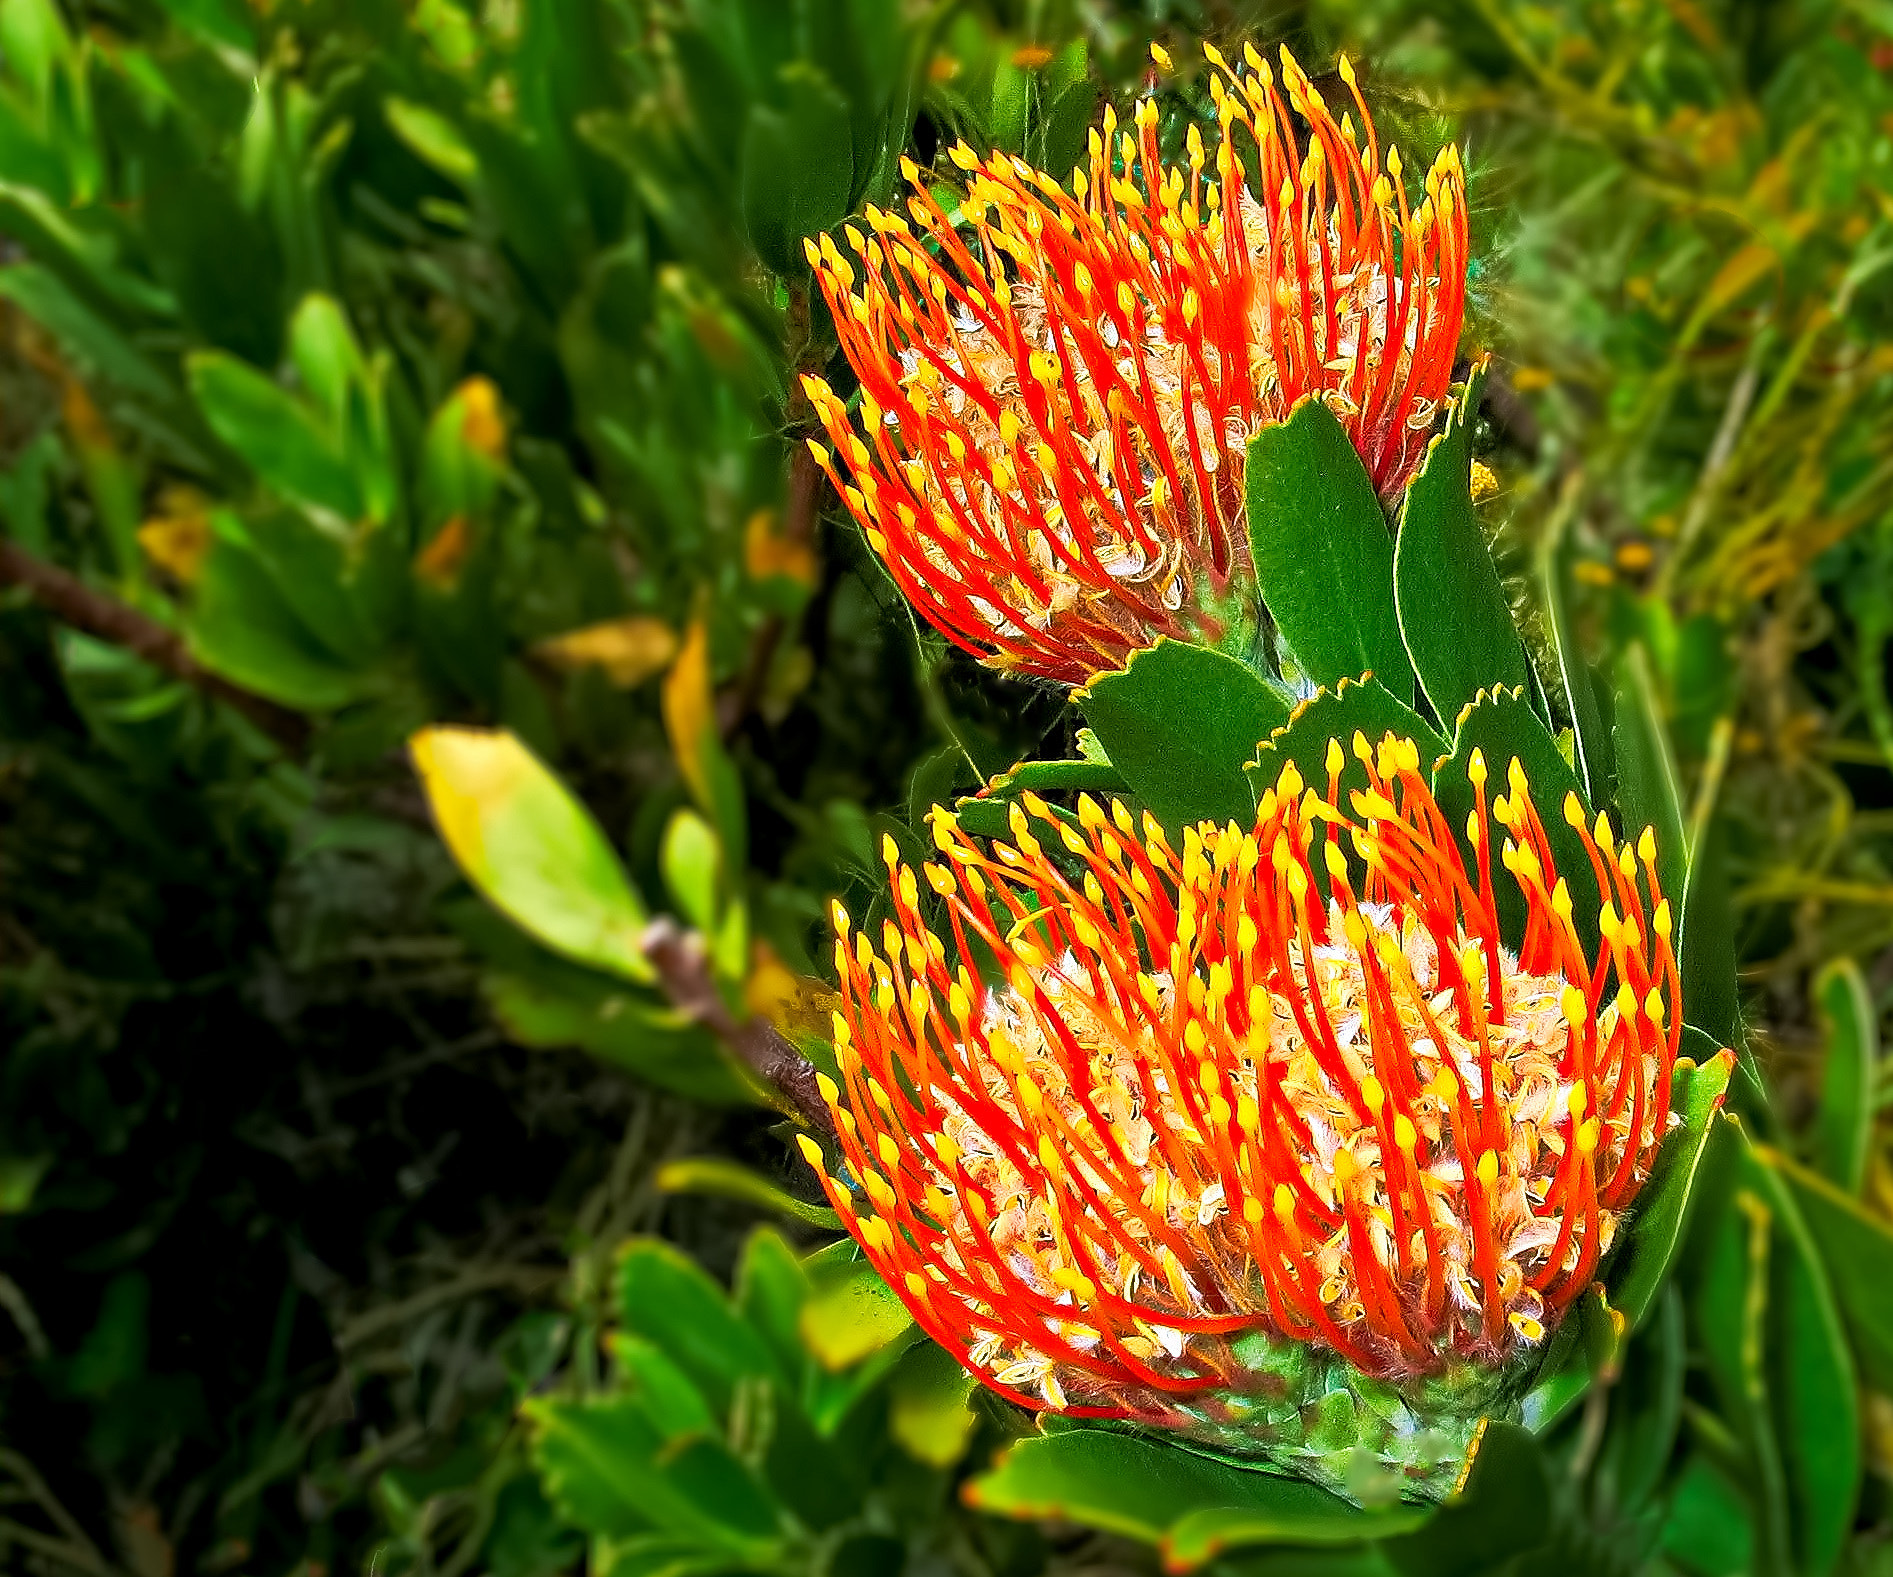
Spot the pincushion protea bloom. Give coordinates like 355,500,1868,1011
800,734,1700,1497
800,46,1468,684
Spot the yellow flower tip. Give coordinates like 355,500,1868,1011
815,1071,841,1107
1476,1150,1500,1188
1638,827,1658,864
949,141,979,171
880,832,901,870
1467,747,1488,787
1563,791,1585,830
795,1133,825,1168
1324,737,1345,777
1560,985,1588,1026
1149,41,1173,70
1654,898,1674,939
1338,53,1357,87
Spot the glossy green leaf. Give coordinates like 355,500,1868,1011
740,63,852,275
608,1336,716,1440
1246,397,1413,702
1811,958,1876,1194
1759,1146,1893,1393
1243,675,1446,814
967,1428,1417,1553
1658,1458,1754,1577
385,96,480,183
1163,1494,1428,1569
615,1239,783,1414
1592,1285,1685,1516
1740,1147,1860,1577
524,1394,781,1552
734,1230,812,1386
1431,686,1600,954
0,262,177,407
1077,639,1290,828
1522,1040,1735,1432
1394,367,1530,724
798,1256,912,1372
187,350,364,524
887,1341,977,1468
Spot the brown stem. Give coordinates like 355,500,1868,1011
641,915,836,1141
0,540,308,749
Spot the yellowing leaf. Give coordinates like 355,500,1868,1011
137,488,213,583
409,726,653,983
414,514,474,588
456,375,505,459
743,508,817,587
662,616,715,808
799,1261,912,1371
533,616,677,688
1702,243,1777,318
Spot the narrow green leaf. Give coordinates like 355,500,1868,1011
187,534,368,710
1394,367,1530,723
656,1157,841,1231
1759,1146,1893,1393
1811,958,1876,1195
1740,1148,1861,1577
1077,638,1290,828
1243,675,1446,815
1537,492,1611,804
1246,398,1413,701
385,96,480,183
410,726,654,984
1163,1495,1427,1569
187,350,363,523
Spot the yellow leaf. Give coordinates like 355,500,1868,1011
743,508,818,588
533,616,677,688
137,487,213,584
414,514,474,588
456,375,506,459
662,616,714,808
1702,243,1777,318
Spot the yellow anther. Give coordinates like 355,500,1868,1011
1560,986,1588,1025
1578,1120,1602,1156
817,1071,841,1105
1645,989,1665,1026
1564,792,1585,829
1149,41,1172,69
1567,1084,1588,1118
796,1133,825,1168
1653,899,1673,939
1476,1150,1500,1188
1394,1114,1418,1152
1468,747,1487,787
1638,827,1657,864
1362,1076,1386,1114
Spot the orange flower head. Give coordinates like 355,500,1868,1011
803,734,1690,1495
801,47,1469,684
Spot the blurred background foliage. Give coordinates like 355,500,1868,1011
0,0,1888,1575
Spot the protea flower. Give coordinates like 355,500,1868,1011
800,734,1692,1499
801,47,1468,684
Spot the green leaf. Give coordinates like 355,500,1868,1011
1245,398,1413,702
483,970,751,1105
1522,1040,1735,1432
187,533,369,710
1537,503,1611,805
609,1337,717,1440
798,1257,912,1372
1243,675,1446,815
0,262,176,407
1379,1423,1551,1577
1739,1147,1861,1577
1393,367,1530,723
1611,644,1688,929
887,1341,978,1468
525,1395,782,1552
385,96,480,183
1810,958,1875,1194
1077,639,1290,828
1658,1458,1754,1577
968,1429,1420,1559
1591,1285,1685,1516
410,726,655,984
656,1156,840,1231
615,1239,783,1414
733,1230,812,1385
740,63,852,275
187,351,363,524
1429,687,1600,955
660,809,721,934
1759,1146,1893,1393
